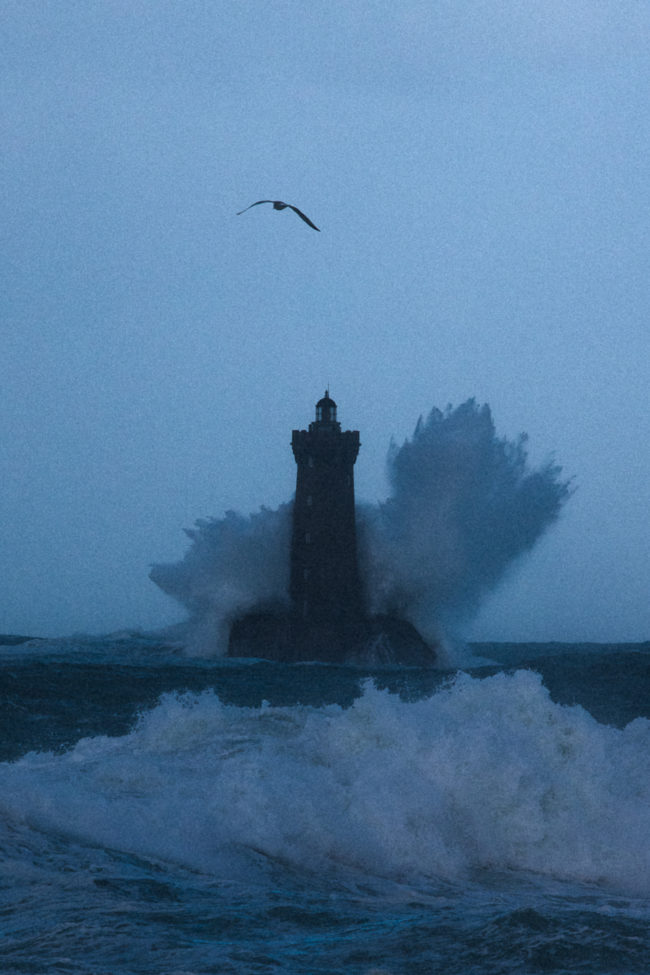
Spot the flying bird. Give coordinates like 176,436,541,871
236,200,320,231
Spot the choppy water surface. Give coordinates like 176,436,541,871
1,636,649,974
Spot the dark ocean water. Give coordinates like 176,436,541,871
1,635,649,974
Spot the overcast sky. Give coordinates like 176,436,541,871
2,1,649,642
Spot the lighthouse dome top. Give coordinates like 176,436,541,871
315,390,337,424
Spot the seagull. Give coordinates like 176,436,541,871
236,200,320,231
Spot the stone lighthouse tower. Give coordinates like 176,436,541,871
227,391,436,665
290,392,364,645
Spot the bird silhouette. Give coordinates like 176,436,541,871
236,200,320,231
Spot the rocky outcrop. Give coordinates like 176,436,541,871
227,609,436,666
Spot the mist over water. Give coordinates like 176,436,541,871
151,401,571,655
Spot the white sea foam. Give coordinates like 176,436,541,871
2,671,648,894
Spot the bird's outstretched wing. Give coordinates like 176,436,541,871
236,199,320,231
236,200,273,215
286,204,320,231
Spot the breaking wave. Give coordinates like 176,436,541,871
1,673,648,894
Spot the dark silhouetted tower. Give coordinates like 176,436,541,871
290,392,363,637
227,391,436,665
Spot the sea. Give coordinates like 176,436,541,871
1,633,649,975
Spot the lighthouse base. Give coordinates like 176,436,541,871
227,609,436,667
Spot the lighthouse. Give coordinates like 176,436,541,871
227,391,436,665
290,391,363,630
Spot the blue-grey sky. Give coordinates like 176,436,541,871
2,1,649,642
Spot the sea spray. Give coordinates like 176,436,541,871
152,505,292,655
359,400,572,644
151,400,571,655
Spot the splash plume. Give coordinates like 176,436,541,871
150,400,572,655
357,400,572,644
151,506,291,655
